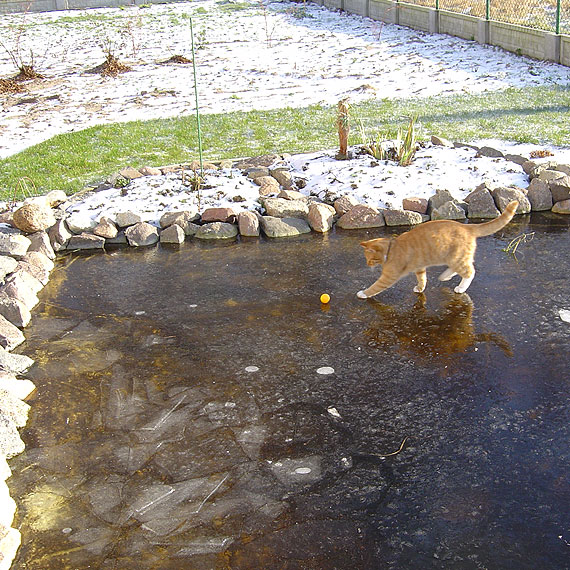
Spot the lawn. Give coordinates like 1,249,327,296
0,84,568,199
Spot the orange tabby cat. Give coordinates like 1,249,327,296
357,200,519,298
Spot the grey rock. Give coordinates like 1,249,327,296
337,205,384,229
93,217,118,239
22,251,54,273
125,222,159,247
68,233,106,250
245,167,271,179
491,187,531,213
0,412,24,458
160,224,185,244
402,197,428,214
48,219,73,251
260,216,311,238
528,161,558,179
195,222,238,240
537,170,565,183
14,261,50,286
159,210,199,229
505,154,529,166
0,315,25,351
0,280,38,311
0,295,31,328
105,231,128,246
6,270,43,296
0,234,30,259
431,201,467,220
552,199,570,214
184,222,200,237
255,176,280,197
270,168,294,189
0,347,34,374
430,135,453,147
428,188,460,214
66,212,97,234
465,187,500,218
476,146,505,158
27,231,56,260
116,211,143,228
0,388,30,427
262,198,309,218
0,257,18,283
526,178,553,211
549,175,570,202
383,209,424,226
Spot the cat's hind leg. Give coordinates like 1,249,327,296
454,267,475,293
413,269,427,293
438,267,457,282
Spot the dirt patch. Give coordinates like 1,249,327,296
0,78,25,94
88,54,132,77
161,54,192,64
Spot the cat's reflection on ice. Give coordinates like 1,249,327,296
362,289,512,358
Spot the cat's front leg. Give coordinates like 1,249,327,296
357,273,400,298
413,269,427,293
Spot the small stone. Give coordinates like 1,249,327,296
124,222,159,247
552,199,570,214
278,189,306,201
0,347,34,374
119,166,143,179
139,166,162,176
0,295,31,328
476,146,505,158
27,231,56,260
430,135,453,147
238,211,260,237
245,167,271,180
316,366,335,375
402,197,428,214
45,190,67,207
160,224,185,244
257,177,280,197
48,219,72,251
22,251,54,273
549,175,570,203
0,257,18,282
337,205,384,229
270,168,294,189
159,210,198,229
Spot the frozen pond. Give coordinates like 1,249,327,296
9,213,570,569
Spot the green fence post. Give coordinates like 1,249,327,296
556,0,561,34
190,17,204,176
486,0,490,20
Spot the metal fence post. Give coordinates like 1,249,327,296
486,0,490,20
556,0,561,34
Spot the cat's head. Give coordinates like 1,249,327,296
360,238,392,267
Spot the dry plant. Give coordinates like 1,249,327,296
395,115,419,166
336,98,351,159
502,232,535,258
258,0,277,47
8,176,37,209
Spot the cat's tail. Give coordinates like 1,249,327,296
468,200,519,237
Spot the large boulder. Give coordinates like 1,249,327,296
552,199,570,214
67,233,106,250
526,178,553,211
383,209,424,226
159,224,185,244
336,205,384,229
334,195,360,216
549,175,570,203
12,202,56,233
194,222,238,240
465,186,500,219
260,216,311,238
0,315,25,351
307,203,336,233
238,211,260,237
0,234,30,259
201,207,237,223
431,201,466,220
262,198,309,219
125,222,159,247
491,187,531,214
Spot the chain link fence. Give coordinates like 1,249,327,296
403,0,569,34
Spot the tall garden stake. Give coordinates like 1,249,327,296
190,17,204,176
336,98,350,160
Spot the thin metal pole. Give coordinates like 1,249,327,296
190,18,204,175
556,0,561,34
486,0,490,21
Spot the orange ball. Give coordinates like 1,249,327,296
320,293,331,304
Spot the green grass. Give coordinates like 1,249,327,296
1,85,568,199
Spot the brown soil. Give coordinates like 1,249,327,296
162,55,193,64
14,65,45,81
89,54,132,77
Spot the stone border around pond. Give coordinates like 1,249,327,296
0,139,569,568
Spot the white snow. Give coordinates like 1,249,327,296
1,0,569,221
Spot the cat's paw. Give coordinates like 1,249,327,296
357,290,368,299
413,286,425,293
